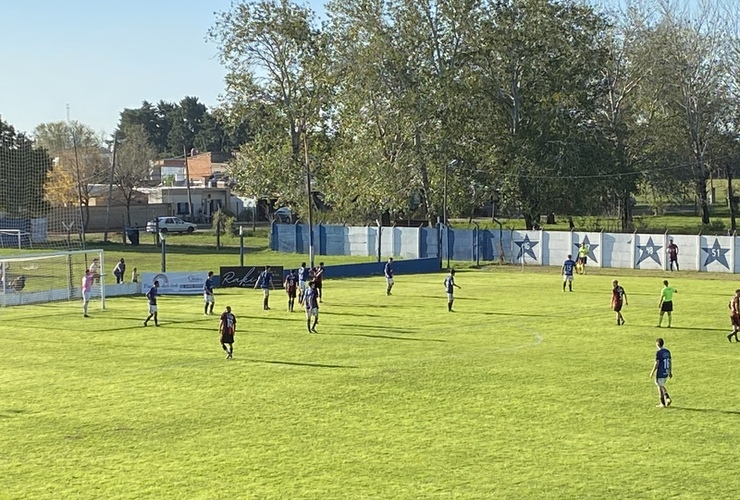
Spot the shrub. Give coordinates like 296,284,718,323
212,209,240,237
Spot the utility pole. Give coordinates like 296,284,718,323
103,131,118,242
444,159,457,270
303,127,315,268
67,106,87,248
183,146,194,220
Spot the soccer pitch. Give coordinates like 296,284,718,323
1,268,738,499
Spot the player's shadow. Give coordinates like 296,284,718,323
172,326,217,333
670,406,740,416
335,323,418,334
50,324,158,334
653,326,729,332
326,332,446,343
480,311,557,318
324,311,383,318
419,295,478,301
243,358,357,369
0,408,28,419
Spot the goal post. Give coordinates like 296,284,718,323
0,249,105,308
0,229,32,249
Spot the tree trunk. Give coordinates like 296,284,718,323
413,127,433,221
620,189,633,232
523,213,535,230
728,165,736,232
83,203,90,231
125,197,132,226
695,172,710,224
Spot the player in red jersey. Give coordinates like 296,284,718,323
611,280,628,326
728,289,740,342
666,239,679,271
284,270,298,312
219,306,237,359
313,262,325,303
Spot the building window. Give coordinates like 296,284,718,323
176,202,190,215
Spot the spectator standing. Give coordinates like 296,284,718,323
667,240,679,271
113,258,126,284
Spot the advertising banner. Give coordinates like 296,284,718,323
141,271,209,295
220,266,284,289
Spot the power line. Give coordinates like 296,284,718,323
454,153,738,181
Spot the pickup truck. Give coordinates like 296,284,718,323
146,217,198,234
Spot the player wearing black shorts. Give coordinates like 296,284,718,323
219,306,236,359
658,280,677,328
284,270,298,312
313,262,325,303
611,280,628,325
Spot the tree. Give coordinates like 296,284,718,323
0,119,53,218
33,121,105,229
115,125,156,225
118,101,170,154
117,98,247,157
642,1,728,224
209,0,330,213
325,0,491,222
118,97,249,157
471,0,613,228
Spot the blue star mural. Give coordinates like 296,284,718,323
573,235,599,263
701,239,730,269
515,235,538,261
636,237,662,266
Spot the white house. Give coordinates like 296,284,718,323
142,185,246,222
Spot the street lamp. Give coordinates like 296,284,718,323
444,159,458,269
159,231,167,272
303,126,315,268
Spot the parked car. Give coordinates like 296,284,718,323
274,207,293,223
146,217,198,234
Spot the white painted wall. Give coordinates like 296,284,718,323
399,227,418,259
272,223,740,274
348,226,372,256
671,235,700,272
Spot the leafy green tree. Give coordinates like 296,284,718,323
642,3,728,224
209,0,330,213
117,98,247,157
326,0,488,222
473,0,613,228
118,101,170,154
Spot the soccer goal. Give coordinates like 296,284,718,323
0,249,105,308
0,229,32,249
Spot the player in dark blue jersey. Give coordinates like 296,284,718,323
649,338,673,407
284,270,298,312
444,269,461,312
384,258,394,295
298,262,307,304
203,271,215,315
143,280,160,327
253,266,275,310
561,254,576,292
304,281,319,333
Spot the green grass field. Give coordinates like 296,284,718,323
1,267,739,499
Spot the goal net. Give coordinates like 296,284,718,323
0,118,85,250
0,249,105,308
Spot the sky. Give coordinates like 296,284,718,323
0,0,698,138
